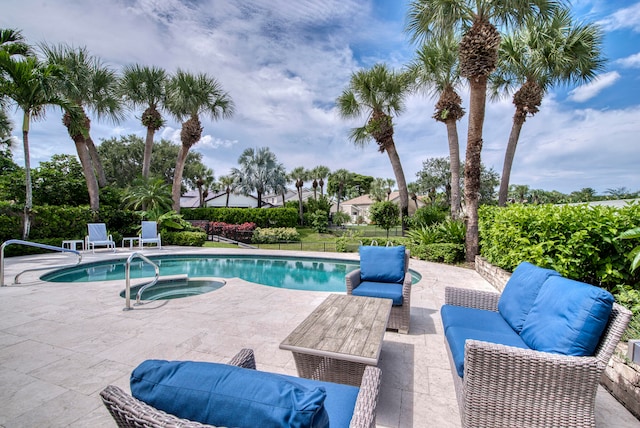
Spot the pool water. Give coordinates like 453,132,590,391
41,255,420,292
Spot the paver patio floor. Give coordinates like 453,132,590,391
0,247,638,427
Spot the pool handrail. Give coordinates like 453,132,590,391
1,239,82,287
124,252,159,310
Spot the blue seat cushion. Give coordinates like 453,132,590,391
131,360,330,428
497,262,560,333
441,305,527,378
445,326,530,378
352,281,403,305
520,276,614,356
359,245,405,284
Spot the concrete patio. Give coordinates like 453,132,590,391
0,247,638,427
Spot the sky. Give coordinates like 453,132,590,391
2,0,639,195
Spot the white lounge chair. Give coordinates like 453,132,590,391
139,221,161,249
86,223,116,253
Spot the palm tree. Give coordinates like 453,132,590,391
122,177,173,212
336,63,412,232
271,164,289,207
408,33,465,219
164,69,234,212
120,64,167,179
406,0,563,261
492,8,605,206
230,147,281,208
290,166,308,225
1,29,33,142
330,169,350,216
508,184,531,203
193,167,215,208
407,182,421,211
218,175,236,208
312,165,331,197
0,52,82,238
41,44,123,210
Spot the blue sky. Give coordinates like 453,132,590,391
2,0,639,195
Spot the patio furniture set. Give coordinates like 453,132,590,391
64,221,162,253
98,246,631,428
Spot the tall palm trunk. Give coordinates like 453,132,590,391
85,135,107,187
172,144,189,212
498,81,542,206
63,112,100,211
445,119,461,218
498,114,526,206
385,142,409,232
464,77,488,262
73,135,100,211
141,106,162,179
21,116,32,239
172,115,202,212
142,126,155,179
226,188,230,208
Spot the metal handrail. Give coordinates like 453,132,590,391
124,252,159,311
1,239,82,287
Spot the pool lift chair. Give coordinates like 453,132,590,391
86,223,116,253
139,221,162,249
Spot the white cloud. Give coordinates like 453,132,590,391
2,0,640,195
567,72,621,102
597,2,640,32
615,52,640,68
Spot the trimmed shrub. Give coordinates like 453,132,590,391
408,205,447,228
182,207,298,228
310,210,329,233
252,227,300,244
479,203,640,291
162,231,207,247
413,243,464,264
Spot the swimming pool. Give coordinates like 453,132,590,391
41,254,421,292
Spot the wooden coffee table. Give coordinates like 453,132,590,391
279,293,392,386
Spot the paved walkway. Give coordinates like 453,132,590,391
0,247,638,427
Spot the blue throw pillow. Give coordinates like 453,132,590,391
497,262,560,333
131,360,329,428
519,276,614,356
359,245,406,284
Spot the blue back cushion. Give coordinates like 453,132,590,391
131,360,329,428
359,245,406,284
519,276,614,356
497,262,560,333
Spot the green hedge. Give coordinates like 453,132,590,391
478,203,640,291
410,243,464,264
162,231,207,246
182,207,298,228
252,227,300,244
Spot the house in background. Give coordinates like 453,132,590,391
333,191,426,224
179,190,274,209
263,188,316,207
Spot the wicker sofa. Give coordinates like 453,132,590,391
441,262,632,427
101,348,381,428
346,246,411,334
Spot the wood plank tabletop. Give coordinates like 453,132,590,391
280,294,392,365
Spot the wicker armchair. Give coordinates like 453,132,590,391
346,249,411,334
100,348,382,428
444,286,632,428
